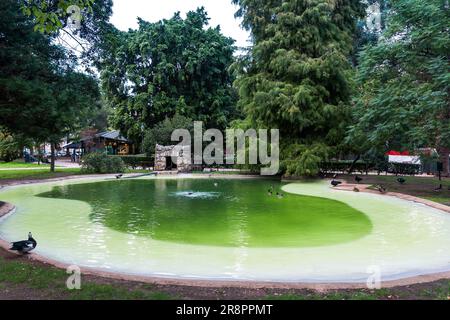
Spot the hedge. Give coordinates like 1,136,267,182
109,155,154,169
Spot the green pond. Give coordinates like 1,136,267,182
37,178,372,247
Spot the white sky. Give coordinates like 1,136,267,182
109,0,251,48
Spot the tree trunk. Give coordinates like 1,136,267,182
50,142,56,173
438,147,450,177
347,154,361,175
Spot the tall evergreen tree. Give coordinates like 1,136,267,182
232,0,365,176
349,0,450,175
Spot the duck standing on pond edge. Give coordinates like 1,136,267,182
10,232,37,254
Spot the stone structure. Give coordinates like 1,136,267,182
154,144,192,172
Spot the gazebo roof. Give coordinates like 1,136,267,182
80,130,132,143
96,130,130,142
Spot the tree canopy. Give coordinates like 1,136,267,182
100,8,239,145
232,0,366,176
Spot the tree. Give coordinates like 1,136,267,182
21,0,114,69
232,0,365,176
352,0,390,65
0,0,100,171
141,114,193,156
349,0,450,175
21,0,96,34
100,8,238,146
0,131,22,162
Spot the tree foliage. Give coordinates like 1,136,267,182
352,0,390,64
141,114,193,156
349,0,450,174
0,131,22,162
232,0,365,176
0,0,101,170
101,8,238,145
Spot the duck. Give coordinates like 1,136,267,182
376,184,386,193
331,180,342,187
10,232,37,254
115,174,123,179
354,175,363,183
353,187,360,192
397,177,406,185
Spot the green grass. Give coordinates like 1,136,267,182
0,256,173,300
357,174,450,206
0,168,83,180
263,284,450,300
0,161,50,168
366,175,450,187
0,168,153,181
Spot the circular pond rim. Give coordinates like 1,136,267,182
1,173,450,290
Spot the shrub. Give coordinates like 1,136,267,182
81,152,126,174
110,155,154,169
0,132,21,162
141,114,193,156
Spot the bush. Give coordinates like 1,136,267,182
110,155,154,169
81,152,126,174
141,114,193,156
388,162,421,175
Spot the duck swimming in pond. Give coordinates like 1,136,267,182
10,232,37,254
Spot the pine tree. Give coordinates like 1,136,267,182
232,0,365,176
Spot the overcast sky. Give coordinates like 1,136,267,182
109,0,251,48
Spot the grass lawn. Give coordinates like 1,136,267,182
0,168,83,181
0,161,50,168
0,255,172,300
0,168,154,182
0,253,448,300
345,174,450,206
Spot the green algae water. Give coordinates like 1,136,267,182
36,179,372,247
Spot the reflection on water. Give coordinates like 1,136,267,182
35,179,372,248
171,191,221,199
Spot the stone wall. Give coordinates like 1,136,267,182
154,144,192,172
